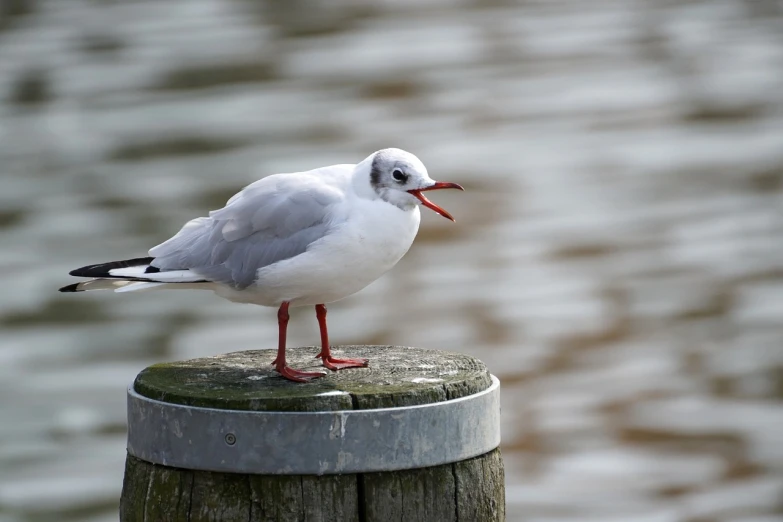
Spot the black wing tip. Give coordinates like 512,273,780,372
59,283,82,293
68,256,155,278
69,266,97,277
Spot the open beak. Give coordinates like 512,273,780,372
407,181,464,221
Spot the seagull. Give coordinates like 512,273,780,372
59,148,463,382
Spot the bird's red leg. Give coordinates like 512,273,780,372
315,304,369,371
273,302,325,382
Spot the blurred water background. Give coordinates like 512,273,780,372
1,0,782,521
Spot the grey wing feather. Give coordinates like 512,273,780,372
149,174,343,289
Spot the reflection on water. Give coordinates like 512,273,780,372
1,1,782,521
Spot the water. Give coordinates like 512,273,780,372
1,0,782,521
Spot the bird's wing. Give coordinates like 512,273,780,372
149,169,346,289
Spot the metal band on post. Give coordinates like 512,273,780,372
127,375,500,475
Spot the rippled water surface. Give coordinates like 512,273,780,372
1,1,782,521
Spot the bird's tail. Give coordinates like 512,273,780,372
59,279,165,293
59,257,208,293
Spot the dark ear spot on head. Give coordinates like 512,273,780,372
369,153,383,188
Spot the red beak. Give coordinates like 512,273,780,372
407,181,464,221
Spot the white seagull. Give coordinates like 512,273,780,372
60,148,463,382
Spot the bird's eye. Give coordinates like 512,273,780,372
392,169,407,183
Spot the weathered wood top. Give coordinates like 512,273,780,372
134,345,491,412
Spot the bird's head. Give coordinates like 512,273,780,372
362,148,464,221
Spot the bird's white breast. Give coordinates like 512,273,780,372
219,200,421,307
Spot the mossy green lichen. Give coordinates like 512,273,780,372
190,470,252,522
133,346,491,412
144,465,193,522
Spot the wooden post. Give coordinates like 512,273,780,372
120,345,504,522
